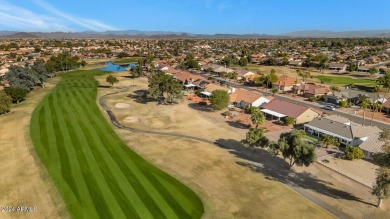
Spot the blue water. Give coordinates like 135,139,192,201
99,62,136,72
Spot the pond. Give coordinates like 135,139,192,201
99,62,136,72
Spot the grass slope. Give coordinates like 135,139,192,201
314,75,375,85
30,70,203,218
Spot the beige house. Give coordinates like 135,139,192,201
261,99,321,124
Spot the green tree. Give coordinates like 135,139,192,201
250,108,265,129
106,75,119,86
5,65,37,91
319,134,340,148
344,146,365,160
359,96,370,126
369,67,378,77
238,57,248,66
284,116,295,126
271,88,278,96
271,130,316,168
297,69,310,82
266,69,278,93
210,89,230,110
80,60,87,68
372,167,390,208
4,87,28,104
329,85,341,96
373,129,390,208
241,128,269,152
31,59,48,87
378,70,390,111
0,92,12,114
147,71,183,104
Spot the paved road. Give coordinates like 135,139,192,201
99,87,352,219
195,72,390,130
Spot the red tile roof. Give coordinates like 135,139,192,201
273,75,298,87
262,99,319,119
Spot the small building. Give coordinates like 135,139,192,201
261,99,321,124
272,75,299,93
328,63,347,71
229,89,269,108
296,83,330,98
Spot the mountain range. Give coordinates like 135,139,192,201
1,29,390,39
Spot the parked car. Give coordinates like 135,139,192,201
323,105,336,110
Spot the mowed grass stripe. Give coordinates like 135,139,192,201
30,70,204,218
61,87,125,219
53,89,100,216
43,97,60,167
74,86,191,218
71,87,171,218
66,87,152,218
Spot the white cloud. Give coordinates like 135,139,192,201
0,0,117,31
33,0,117,31
0,1,73,31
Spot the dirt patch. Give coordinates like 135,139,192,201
0,78,68,219
114,103,130,109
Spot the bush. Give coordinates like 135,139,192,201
198,101,207,106
222,111,232,116
246,106,259,114
308,96,316,102
344,146,365,160
4,87,28,104
0,92,12,114
207,76,216,81
228,107,236,111
322,159,329,163
339,100,348,107
284,116,295,126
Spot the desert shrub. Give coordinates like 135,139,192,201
198,101,207,106
339,100,348,107
222,111,232,116
284,116,295,126
228,107,236,111
344,146,365,160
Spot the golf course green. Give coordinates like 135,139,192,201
30,70,204,218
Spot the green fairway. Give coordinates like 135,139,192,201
30,70,203,218
314,75,375,85
113,58,139,64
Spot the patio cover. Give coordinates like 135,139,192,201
261,109,286,118
200,91,212,97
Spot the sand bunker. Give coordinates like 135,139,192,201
124,116,140,123
115,103,130,109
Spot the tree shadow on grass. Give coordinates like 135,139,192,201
187,103,214,112
225,121,250,129
214,138,376,207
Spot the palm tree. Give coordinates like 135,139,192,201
251,109,265,129
319,135,340,149
359,95,371,126
329,85,341,96
378,70,390,111
371,86,380,126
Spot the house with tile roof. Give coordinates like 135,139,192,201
229,89,269,108
304,115,384,159
296,83,331,98
272,75,299,93
261,99,321,124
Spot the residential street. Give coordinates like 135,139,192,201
194,72,390,130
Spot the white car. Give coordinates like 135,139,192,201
323,105,336,110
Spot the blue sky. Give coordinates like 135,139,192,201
0,0,389,34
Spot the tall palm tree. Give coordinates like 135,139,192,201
359,95,370,126
371,86,380,126
378,70,390,111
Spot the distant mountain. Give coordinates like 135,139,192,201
281,29,390,38
1,32,40,39
0,30,17,36
0,29,390,39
